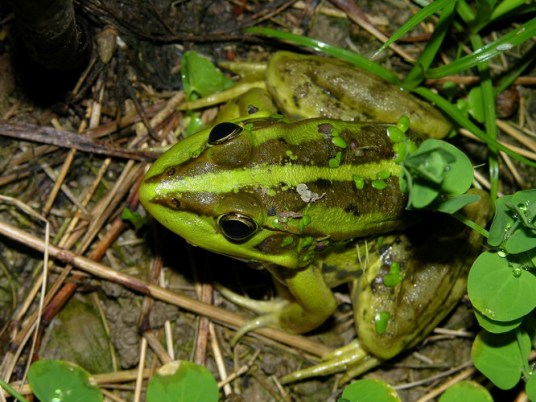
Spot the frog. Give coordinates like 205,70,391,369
139,51,489,382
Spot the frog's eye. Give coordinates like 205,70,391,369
208,122,242,145
217,212,258,243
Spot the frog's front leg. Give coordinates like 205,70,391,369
271,263,338,333
219,263,337,342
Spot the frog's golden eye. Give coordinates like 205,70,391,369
208,122,242,145
217,212,258,243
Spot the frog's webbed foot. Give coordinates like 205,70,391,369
215,283,288,314
230,313,281,344
280,340,383,384
215,283,289,344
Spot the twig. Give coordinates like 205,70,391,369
0,121,156,161
0,219,332,358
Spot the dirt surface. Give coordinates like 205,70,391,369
0,1,534,401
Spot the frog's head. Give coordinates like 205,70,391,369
139,118,411,269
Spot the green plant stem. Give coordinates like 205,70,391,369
472,41,499,201
516,328,532,378
404,0,457,88
457,1,500,201
452,211,489,238
0,378,31,402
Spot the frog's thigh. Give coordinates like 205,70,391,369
355,199,488,359
272,264,337,334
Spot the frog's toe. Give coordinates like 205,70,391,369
280,340,382,384
216,283,291,344
231,312,280,345
215,283,287,314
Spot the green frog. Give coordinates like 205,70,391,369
139,52,489,382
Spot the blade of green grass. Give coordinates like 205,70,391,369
487,0,535,27
245,27,400,84
459,1,500,198
472,0,497,29
458,0,507,200
425,17,536,78
472,39,500,201
452,211,489,238
414,86,536,168
404,0,457,88
495,42,536,93
0,378,31,402
373,0,459,58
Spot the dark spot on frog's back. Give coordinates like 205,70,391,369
322,264,362,281
293,82,312,103
344,203,359,216
356,110,375,121
313,178,331,190
317,123,333,135
153,196,181,210
308,59,322,69
273,137,288,148
292,94,300,109
337,268,362,282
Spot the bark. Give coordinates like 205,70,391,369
13,0,90,71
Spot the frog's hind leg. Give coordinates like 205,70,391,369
280,340,382,383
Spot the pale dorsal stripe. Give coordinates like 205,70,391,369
157,159,399,194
